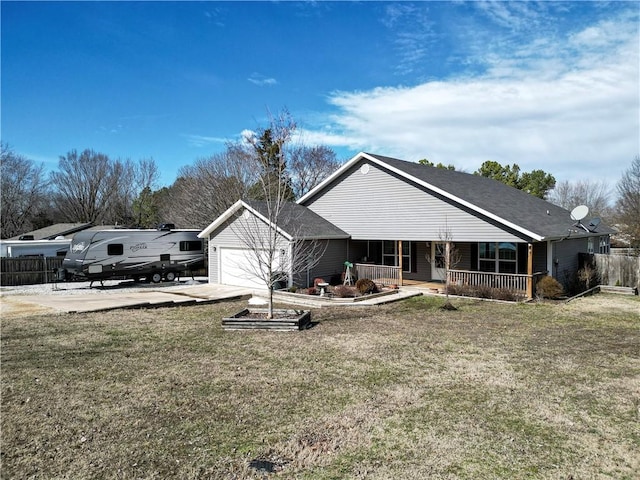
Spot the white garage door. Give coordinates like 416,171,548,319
220,248,268,288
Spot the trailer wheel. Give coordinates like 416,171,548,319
151,272,162,283
165,271,176,282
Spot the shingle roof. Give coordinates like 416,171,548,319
245,200,350,240
366,153,615,240
9,223,93,240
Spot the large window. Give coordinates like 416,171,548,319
478,242,517,273
373,240,412,273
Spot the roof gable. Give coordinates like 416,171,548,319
299,152,613,241
298,152,613,241
199,200,349,241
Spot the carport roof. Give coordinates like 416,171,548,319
9,222,93,240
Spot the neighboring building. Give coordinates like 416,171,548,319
1,223,94,258
200,152,615,298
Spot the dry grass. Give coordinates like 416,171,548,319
2,294,639,479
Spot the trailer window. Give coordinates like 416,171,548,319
180,241,202,251
108,244,124,255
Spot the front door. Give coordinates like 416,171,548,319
431,242,446,281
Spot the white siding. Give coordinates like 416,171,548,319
304,161,523,243
206,212,289,285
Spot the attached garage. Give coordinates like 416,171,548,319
219,247,270,289
199,200,350,289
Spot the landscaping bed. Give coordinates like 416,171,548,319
274,285,399,303
222,308,311,331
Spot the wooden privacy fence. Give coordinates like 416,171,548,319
1,257,64,286
593,254,640,290
354,263,401,286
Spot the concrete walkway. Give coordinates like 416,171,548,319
1,282,428,319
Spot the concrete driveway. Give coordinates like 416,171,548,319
0,280,252,318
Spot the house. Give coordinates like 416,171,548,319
199,152,615,298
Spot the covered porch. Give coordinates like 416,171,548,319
350,240,548,299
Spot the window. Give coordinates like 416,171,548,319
107,244,124,255
434,243,446,270
180,240,203,252
599,236,609,254
381,240,412,273
478,242,517,273
478,242,496,272
587,238,594,254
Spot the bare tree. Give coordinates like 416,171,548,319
50,149,121,223
289,145,341,198
548,179,613,219
231,110,328,318
160,145,258,228
433,223,462,309
0,143,49,238
107,158,138,225
615,156,640,249
131,158,161,227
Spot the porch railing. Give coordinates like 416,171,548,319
448,269,547,296
354,263,401,286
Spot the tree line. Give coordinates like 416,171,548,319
0,113,341,238
2,131,639,249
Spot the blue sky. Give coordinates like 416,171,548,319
2,1,638,188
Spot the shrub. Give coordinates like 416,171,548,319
355,278,377,295
536,276,564,299
493,288,525,302
306,287,317,296
578,265,598,290
333,284,358,298
445,283,525,302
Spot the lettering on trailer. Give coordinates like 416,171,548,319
72,242,86,253
130,242,148,253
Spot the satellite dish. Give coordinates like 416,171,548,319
570,205,589,221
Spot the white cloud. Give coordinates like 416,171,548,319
248,73,278,86
308,9,639,185
183,134,227,148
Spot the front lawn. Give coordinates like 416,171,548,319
2,294,638,479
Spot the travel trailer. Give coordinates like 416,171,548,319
60,228,204,283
